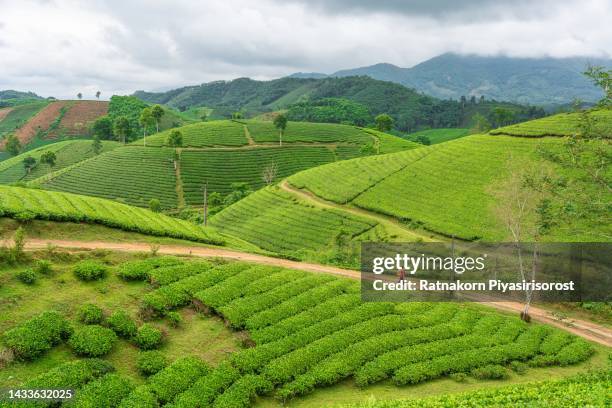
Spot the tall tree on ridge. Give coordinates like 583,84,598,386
273,114,288,146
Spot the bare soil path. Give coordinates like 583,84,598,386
22,238,612,347
0,107,13,122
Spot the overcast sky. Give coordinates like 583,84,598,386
1,0,611,99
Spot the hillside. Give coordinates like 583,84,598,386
0,101,49,140
329,53,612,106
490,109,612,137
0,139,120,184
26,120,417,209
134,76,544,132
0,90,44,108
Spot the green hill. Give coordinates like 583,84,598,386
405,128,470,145
490,109,612,137
0,140,120,184
26,121,417,210
0,185,223,244
0,101,49,139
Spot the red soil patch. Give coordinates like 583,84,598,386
49,100,109,137
0,107,13,122
13,101,70,146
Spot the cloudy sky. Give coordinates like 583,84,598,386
1,0,611,99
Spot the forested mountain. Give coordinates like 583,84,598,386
296,53,612,106
135,76,544,132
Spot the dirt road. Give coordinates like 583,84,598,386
22,238,612,347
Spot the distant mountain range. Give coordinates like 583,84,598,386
288,53,611,106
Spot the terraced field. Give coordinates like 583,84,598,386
142,120,248,147
40,147,179,209
0,101,49,139
490,108,612,137
181,146,336,200
0,257,595,408
210,186,377,258
0,140,120,183
239,120,374,144
405,128,470,144
48,100,109,137
0,185,223,243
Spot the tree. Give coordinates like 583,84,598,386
200,112,208,122
470,113,491,134
375,114,393,132
166,130,183,147
23,156,36,173
151,105,165,133
40,151,57,167
490,157,551,321
149,199,161,213
77,93,82,100
262,162,278,186
273,114,288,146
223,182,253,206
584,65,611,107
95,91,101,100
113,116,131,144
91,116,114,140
491,107,515,127
92,135,102,155
414,135,431,146
5,134,21,156
139,108,155,146
232,112,243,120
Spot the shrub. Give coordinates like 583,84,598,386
24,358,114,389
74,260,108,281
135,324,164,350
137,351,167,376
78,304,105,324
167,311,183,328
2,311,72,360
69,325,117,357
450,372,469,382
117,257,183,281
16,268,37,284
71,373,134,407
149,199,161,213
106,311,138,338
118,385,158,408
34,259,53,275
510,361,528,374
147,356,209,404
471,365,510,380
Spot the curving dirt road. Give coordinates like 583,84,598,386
22,238,612,347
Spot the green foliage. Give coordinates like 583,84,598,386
2,310,72,360
243,120,372,144
470,364,509,380
143,120,247,147
70,373,134,408
148,261,211,286
113,115,131,144
470,112,491,134
40,150,57,166
287,98,371,126
406,128,470,145
78,303,105,325
92,135,103,154
0,101,48,139
149,198,161,213
584,65,611,107
414,135,430,145
375,114,393,131
166,311,183,327
106,311,138,338
22,155,36,172
5,134,21,156
16,268,37,284
151,105,165,131
167,129,183,147
73,260,108,281
91,115,114,140
146,357,209,405
509,360,528,374
273,113,288,131
135,324,164,350
68,325,117,357
34,259,53,275
490,109,612,137
137,351,168,376
116,256,184,281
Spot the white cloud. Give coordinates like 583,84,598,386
0,0,610,99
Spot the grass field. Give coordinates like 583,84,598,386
39,147,179,209
0,185,223,244
0,140,120,184
490,109,612,137
0,254,601,407
0,101,49,139
404,128,470,144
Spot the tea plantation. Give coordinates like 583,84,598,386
0,185,224,244
0,255,599,408
0,140,120,183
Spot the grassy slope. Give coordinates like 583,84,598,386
490,109,612,137
0,140,121,184
35,121,415,209
0,101,49,138
0,185,223,244
405,128,470,144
